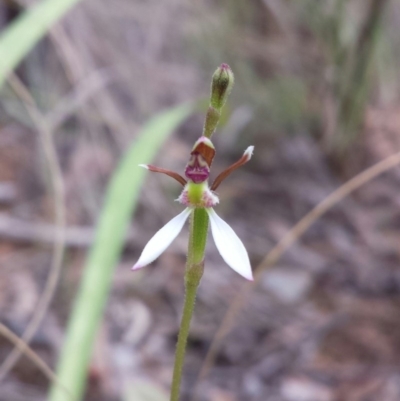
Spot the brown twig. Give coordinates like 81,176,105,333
0,323,74,401
0,213,138,248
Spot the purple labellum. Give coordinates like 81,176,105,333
184,153,210,183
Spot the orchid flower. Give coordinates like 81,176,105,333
136,63,252,401
132,135,254,280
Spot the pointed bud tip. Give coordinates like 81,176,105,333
139,164,149,170
131,264,142,271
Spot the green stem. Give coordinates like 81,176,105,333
170,208,209,401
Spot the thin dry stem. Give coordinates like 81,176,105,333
192,149,400,401
0,213,138,248
45,69,114,131
0,73,66,380
49,23,137,148
0,323,74,401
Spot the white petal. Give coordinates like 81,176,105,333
132,208,192,270
207,208,253,280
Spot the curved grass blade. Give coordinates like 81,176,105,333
49,103,192,401
0,0,82,88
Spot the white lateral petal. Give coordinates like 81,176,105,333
132,208,192,270
207,208,253,280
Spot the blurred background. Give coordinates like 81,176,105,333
1,0,400,400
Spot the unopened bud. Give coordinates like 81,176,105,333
210,63,234,110
203,64,234,138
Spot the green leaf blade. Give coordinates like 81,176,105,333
0,0,82,88
49,103,192,401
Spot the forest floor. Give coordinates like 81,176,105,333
1,103,400,401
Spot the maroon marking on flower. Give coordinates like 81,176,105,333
184,153,210,183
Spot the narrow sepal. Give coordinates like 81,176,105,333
140,164,187,186
211,146,254,190
132,208,192,270
206,208,253,280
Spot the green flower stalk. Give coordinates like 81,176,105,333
132,64,253,401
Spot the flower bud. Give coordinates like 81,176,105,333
210,63,234,111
